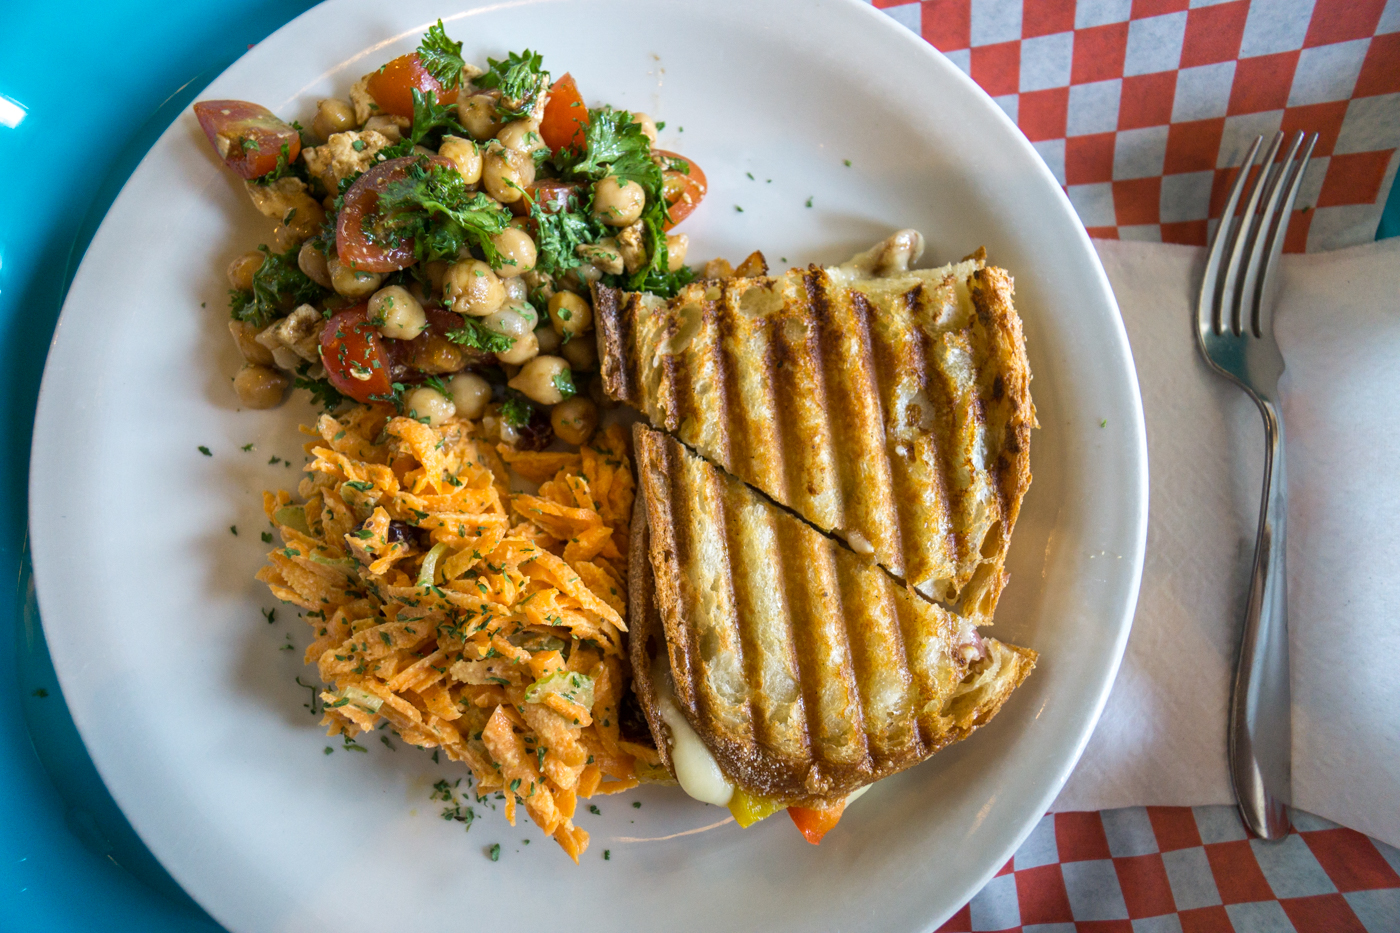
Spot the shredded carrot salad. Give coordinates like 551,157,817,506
255,404,653,861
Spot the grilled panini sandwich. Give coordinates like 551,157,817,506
598,231,1036,626
629,424,1036,833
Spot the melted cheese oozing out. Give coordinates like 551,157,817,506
653,658,734,806
845,784,871,807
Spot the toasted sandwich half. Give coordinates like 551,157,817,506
597,232,1036,626
629,423,1036,841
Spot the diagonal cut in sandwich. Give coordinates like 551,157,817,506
629,425,1036,840
597,230,1035,627
601,231,1039,842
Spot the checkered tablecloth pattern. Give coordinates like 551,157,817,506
871,0,1400,251
934,807,1400,932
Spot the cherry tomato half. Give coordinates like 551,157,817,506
365,54,459,119
657,150,707,230
787,800,847,846
320,304,394,403
539,73,589,153
193,100,301,180
336,155,454,273
507,179,586,219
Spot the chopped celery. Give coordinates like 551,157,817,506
524,670,594,711
272,505,310,534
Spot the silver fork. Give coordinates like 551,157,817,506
1196,130,1317,841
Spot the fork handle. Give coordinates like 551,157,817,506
1229,397,1292,839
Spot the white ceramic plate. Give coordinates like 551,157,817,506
30,1,1148,930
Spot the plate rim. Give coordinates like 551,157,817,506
28,0,1150,929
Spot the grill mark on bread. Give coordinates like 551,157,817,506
603,252,1034,630
632,424,1037,803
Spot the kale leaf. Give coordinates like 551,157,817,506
229,244,328,328
417,20,467,89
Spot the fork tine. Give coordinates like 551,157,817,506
1199,135,1263,336
1239,132,1304,337
1220,132,1284,336
1252,132,1318,336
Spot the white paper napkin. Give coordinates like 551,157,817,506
1049,236,1400,849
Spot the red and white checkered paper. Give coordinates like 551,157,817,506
872,0,1400,251
936,806,1400,932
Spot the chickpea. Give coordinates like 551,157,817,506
508,355,573,405
298,241,332,288
368,285,426,340
312,98,357,138
551,397,599,446
482,147,536,204
448,372,492,419
534,324,561,354
443,259,505,317
458,93,503,140
424,260,450,292
496,119,547,155
437,135,482,185
482,304,534,340
227,251,264,291
327,257,383,298
491,227,537,277
548,290,593,338
403,386,456,426
592,175,646,227
561,333,597,371
502,275,529,303
665,233,690,272
228,320,275,366
233,363,290,409
495,328,539,365
631,111,659,147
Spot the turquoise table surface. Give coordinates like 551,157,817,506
1,4,1396,932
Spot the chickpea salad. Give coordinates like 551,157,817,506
197,19,707,438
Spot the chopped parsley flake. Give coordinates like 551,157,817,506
198,446,212,456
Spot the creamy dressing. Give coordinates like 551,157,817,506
653,656,735,806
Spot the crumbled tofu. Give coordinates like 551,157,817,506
349,76,378,125
301,130,394,190
244,176,320,225
616,221,647,274
364,114,409,141
256,304,322,369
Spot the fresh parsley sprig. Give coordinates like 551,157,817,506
475,50,548,120
229,244,328,327
373,157,512,265
446,317,515,353
417,20,467,89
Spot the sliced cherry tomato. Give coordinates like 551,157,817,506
656,151,708,230
365,54,459,119
336,155,454,273
539,73,589,153
320,304,394,404
788,800,847,846
507,179,586,218
193,100,301,180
